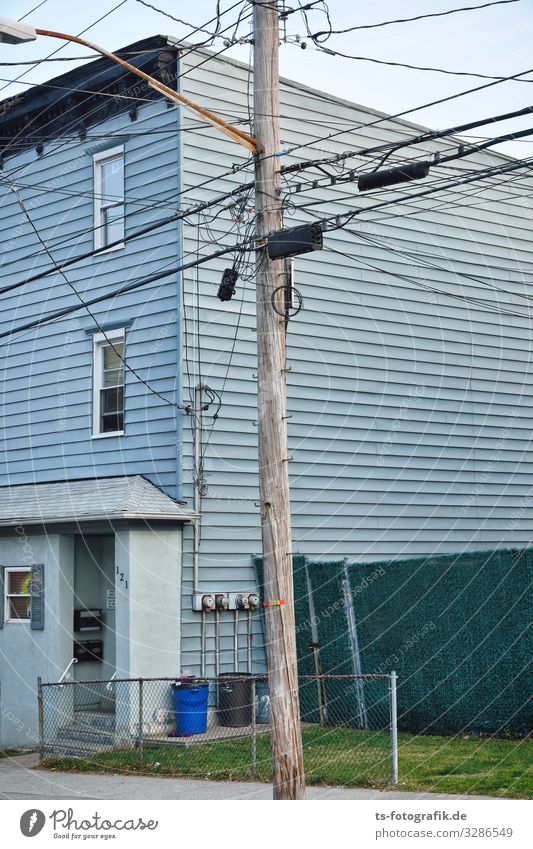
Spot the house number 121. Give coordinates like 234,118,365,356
116,566,128,589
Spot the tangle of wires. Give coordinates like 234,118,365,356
288,0,531,84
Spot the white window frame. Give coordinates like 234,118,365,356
93,145,125,252
92,327,125,438
4,566,32,624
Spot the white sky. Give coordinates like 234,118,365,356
1,0,533,155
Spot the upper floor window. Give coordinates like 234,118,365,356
93,146,125,251
4,567,31,623
93,328,125,437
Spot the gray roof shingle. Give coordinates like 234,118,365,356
0,476,196,526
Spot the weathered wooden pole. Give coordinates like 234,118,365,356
253,0,306,800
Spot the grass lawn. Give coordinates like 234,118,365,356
40,727,532,798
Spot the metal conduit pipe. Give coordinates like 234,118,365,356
234,609,239,671
247,609,253,673
215,608,221,678
200,610,206,677
192,384,205,596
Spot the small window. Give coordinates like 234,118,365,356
93,329,125,437
93,146,125,251
4,567,32,623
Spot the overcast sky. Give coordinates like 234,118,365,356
1,0,533,155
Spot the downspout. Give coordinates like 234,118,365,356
192,383,205,595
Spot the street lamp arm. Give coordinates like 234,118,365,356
32,27,257,152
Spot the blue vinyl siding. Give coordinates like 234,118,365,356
0,99,182,495
177,50,533,673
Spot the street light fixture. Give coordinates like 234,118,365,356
0,17,37,44
0,17,256,152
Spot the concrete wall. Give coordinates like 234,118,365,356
73,535,115,684
0,532,73,748
114,523,182,678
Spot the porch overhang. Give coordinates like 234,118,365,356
0,475,198,527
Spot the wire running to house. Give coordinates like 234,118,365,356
0,231,258,343
309,0,520,37
3,176,191,414
0,170,255,298
0,0,128,96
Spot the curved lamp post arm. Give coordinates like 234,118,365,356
34,29,256,151
0,16,256,151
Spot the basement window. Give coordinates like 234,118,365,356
93,146,125,251
4,567,32,623
93,328,125,437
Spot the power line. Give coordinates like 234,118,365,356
310,0,520,37
267,64,533,164
18,1,50,22
0,0,128,96
283,126,533,214
0,232,258,343
348,227,533,308
134,0,229,43
5,175,190,413
303,43,532,85
0,13,253,168
0,167,255,297
318,154,533,229
323,240,533,322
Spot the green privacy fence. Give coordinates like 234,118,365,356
255,548,532,736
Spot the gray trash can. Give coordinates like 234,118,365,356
217,673,252,727
255,677,270,724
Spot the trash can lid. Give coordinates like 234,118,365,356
172,678,208,690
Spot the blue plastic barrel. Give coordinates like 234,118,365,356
172,681,209,735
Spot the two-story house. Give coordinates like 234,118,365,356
1,35,532,747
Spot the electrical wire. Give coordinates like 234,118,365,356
311,154,533,229
0,230,258,343
0,12,253,169
303,43,532,85
323,240,533,321
265,65,533,165
0,166,255,298
351,227,533,306
19,1,50,21
4,175,190,413
0,0,128,96
284,104,533,177
310,0,520,37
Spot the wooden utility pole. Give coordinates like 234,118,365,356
253,0,306,800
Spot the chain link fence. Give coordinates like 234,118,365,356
38,673,397,787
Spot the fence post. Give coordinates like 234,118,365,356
390,670,398,785
251,677,257,777
138,678,144,764
37,677,44,762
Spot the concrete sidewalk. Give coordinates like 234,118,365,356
0,752,492,800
